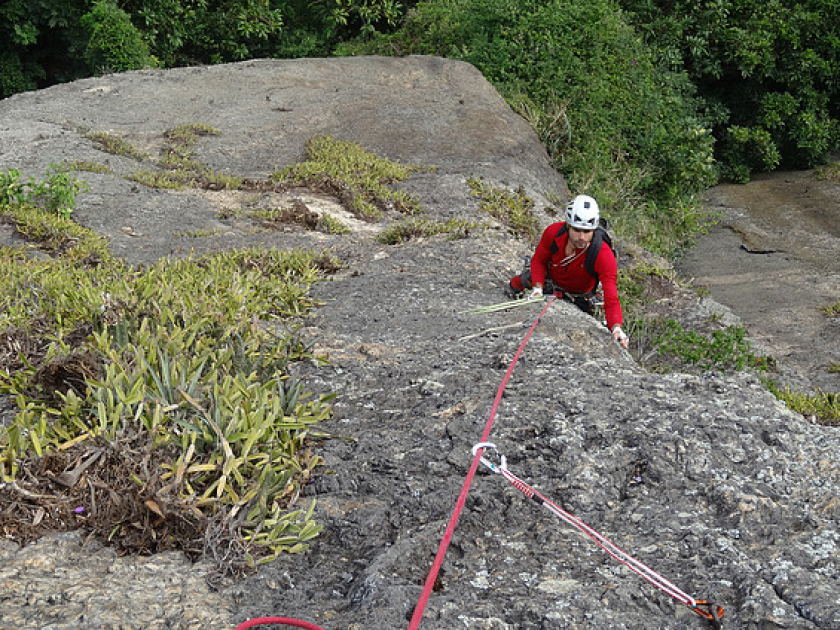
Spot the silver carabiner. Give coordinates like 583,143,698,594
471,442,507,474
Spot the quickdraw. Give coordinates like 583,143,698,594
472,442,724,628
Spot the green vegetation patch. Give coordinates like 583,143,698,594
85,131,149,162
155,123,242,190
275,135,427,220
254,203,352,236
0,202,113,265
820,300,840,318
815,162,840,183
316,213,351,235
467,177,539,242
88,124,243,191
1,166,89,219
634,318,773,375
377,217,479,244
614,262,684,318
160,123,221,171
128,168,187,189
764,383,840,427
0,179,340,571
65,160,112,175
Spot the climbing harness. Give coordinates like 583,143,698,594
471,442,724,629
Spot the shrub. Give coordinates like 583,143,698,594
81,0,158,73
0,165,89,219
620,0,840,179
718,126,781,184
339,0,716,205
275,135,427,220
121,0,284,65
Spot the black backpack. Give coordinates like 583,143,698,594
549,218,614,284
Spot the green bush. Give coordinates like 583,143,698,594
310,0,404,40
718,126,781,183
649,320,772,374
620,0,840,180
0,0,90,98
82,0,158,73
339,0,715,201
0,51,41,96
339,0,717,254
121,0,284,65
0,165,89,219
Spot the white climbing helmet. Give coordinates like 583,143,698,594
565,194,600,230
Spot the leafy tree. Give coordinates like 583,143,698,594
120,0,285,65
619,0,840,180
0,0,91,97
308,0,404,40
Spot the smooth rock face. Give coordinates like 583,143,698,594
677,172,840,394
1,57,838,630
0,55,565,266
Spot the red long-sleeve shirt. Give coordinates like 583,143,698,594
531,222,624,330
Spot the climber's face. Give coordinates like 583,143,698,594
568,225,594,250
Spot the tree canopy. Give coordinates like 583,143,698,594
1,0,838,190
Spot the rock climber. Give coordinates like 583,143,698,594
509,194,630,349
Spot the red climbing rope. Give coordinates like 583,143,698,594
408,297,556,630
233,298,555,630
234,617,326,630
472,443,724,628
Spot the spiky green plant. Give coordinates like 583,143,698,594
0,197,338,567
467,177,539,242
377,217,478,244
764,382,839,427
316,212,351,235
821,300,840,318
275,135,428,220
85,131,148,161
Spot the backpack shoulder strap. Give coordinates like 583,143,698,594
584,230,603,279
549,223,568,255
585,219,613,280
